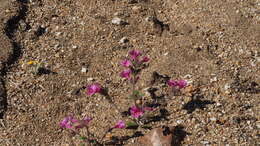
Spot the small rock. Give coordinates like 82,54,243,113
111,17,125,25
72,45,78,49
138,127,173,146
145,16,154,22
87,78,94,81
210,77,217,82
81,67,87,73
224,83,230,90
119,37,129,43
113,12,120,16
132,6,142,12
216,102,222,106
210,117,217,121
256,123,260,129
176,120,183,124
201,140,210,145
55,32,62,36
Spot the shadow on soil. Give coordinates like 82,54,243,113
105,125,190,146
0,0,28,119
172,125,191,146
106,131,143,146
183,94,215,114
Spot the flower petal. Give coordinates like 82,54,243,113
130,105,144,118
177,80,187,88
167,80,178,87
141,56,149,63
120,69,132,79
129,50,142,60
121,59,132,67
114,120,126,129
86,83,101,95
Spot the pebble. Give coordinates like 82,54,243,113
81,67,87,73
55,32,62,36
132,6,142,12
216,102,222,106
201,140,210,145
119,37,129,43
111,17,125,25
210,117,217,121
184,74,192,79
176,120,183,124
72,45,77,49
224,83,230,90
145,16,154,22
210,77,217,82
255,123,260,129
87,77,94,81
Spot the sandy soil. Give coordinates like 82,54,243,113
0,0,259,145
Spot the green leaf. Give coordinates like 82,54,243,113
141,125,152,129
126,121,139,127
79,136,87,140
131,90,144,99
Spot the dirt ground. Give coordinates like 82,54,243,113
0,0,259,145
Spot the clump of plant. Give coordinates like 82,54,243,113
59,49,188,145
27,60,45,75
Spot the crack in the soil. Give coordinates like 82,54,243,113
0,0,28,119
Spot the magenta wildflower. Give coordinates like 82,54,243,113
129,50,142,60
141,56,150,63
113,120,126,129
168,79,187,89
177,80,187,88
121,59,132,67
86,83,101,96
167,80,178,87
59,116,79,129
120,69,132,79
60,116,92,130
130,105,144,118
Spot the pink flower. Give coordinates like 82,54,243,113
129,50,142,60
59,116,92,130
113,120,126,129
120,69,132,79
141,56,150,63
167,80,178,87
177,80,187,88
86,83,101,96
168,79,187,89
121,59,132,67
59,116,79,129
130,105,144,118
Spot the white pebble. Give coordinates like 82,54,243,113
81,67,87,73
112,17,124,25
87,78,94,81
210,117,217,121
119,37,128,43
224,83,230,90
176,120,183,124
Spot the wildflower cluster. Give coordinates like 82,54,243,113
120,49,149,81
59,49,188,144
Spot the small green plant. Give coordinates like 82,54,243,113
27,60,44,75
